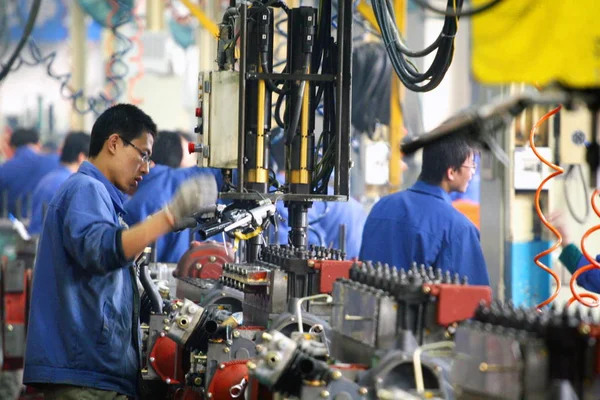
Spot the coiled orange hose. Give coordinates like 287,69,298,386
530,105,563,310
566,189,600,308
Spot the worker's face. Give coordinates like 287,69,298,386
108,132,153,194
180,136,196,168
449,152,475,193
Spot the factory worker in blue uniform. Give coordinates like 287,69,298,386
359,133,489,285
23,104,218,399
0,128,59,218
124,130,222,263
28,132,90,235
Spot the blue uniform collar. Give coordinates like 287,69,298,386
78,161,128,215
14,146,36,157
409,180,452,204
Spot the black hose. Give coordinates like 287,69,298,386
0,0,41,82
411,0,503,18
139,258,163,314
285,54,312,145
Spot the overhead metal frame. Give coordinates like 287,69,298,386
227,0,354,202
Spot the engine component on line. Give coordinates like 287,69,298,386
330,261,492,365
453,302,600,400
220,244,353,328
247,329,366,399
165,298,207,347
174,240,235,280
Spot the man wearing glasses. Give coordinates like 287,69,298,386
23,104,218,399
359,133,489,286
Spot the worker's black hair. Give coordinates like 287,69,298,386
151,130,183,168
89,104,157,158
10,128,39,148
419,133,476,185
60,131,90,163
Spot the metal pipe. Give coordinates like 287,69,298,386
299,71,311,184
252,62,268,183
334,0,345,193
338,223,346,255
237,3,248,191
296,294,332,333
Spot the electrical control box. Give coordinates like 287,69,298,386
559,107,591,165
513,147,553,191
196,70,240,169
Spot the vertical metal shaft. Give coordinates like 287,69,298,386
237,3,248,191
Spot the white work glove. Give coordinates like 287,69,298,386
164,174,218,228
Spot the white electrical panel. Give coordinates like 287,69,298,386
559,107,591,165
197,70,240,169
513,147,553,191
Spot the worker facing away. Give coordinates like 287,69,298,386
124,130,222,263
28,131,90,235
0,128,59,219
23,104,218,399
359,133,490,286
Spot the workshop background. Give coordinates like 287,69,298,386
2,0,600,399
2,0,594,305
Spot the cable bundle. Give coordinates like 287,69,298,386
372,0,461,92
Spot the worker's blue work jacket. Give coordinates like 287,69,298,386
28,165,73,235
275,197,366,259
569,253,600,293
124,165,221,263
359,180,490,286
0,146,59,218
23,161,139,397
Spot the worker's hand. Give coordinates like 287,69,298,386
548,210,570,247
165,174,218,227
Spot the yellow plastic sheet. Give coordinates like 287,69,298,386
471,0,600,88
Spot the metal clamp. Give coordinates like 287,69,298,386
229,377,247,398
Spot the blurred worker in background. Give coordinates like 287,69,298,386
0,128,59,219
24,105,218,399
270,138,366,259
124,130,222,263
551,211,600,293
360,133,489,285
28,132,90,235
